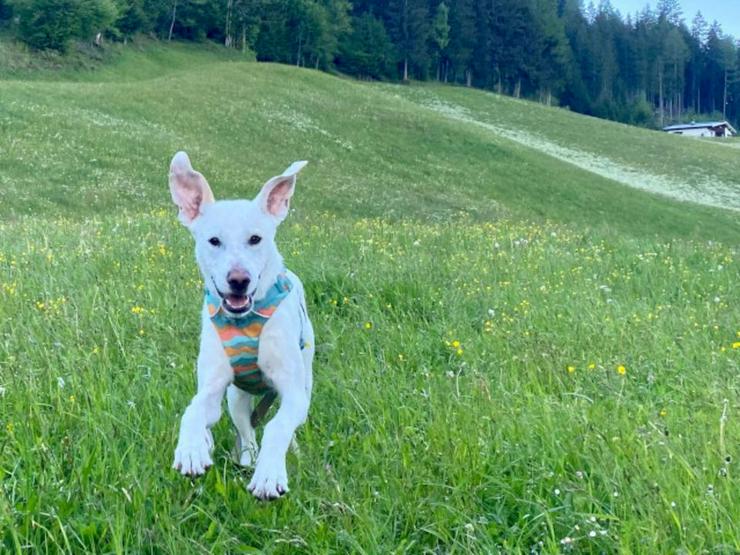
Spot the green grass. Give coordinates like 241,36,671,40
0,34,247,80
0,43,738,553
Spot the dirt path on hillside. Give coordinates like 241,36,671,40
420,98,740,212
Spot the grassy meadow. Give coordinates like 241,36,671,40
0,43,738,553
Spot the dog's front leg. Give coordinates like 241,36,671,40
173,329,232,476
227,385,259,467
248,348,308,499
248,384,308,499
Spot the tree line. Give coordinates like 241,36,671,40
1,0,738,128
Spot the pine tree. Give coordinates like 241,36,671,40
337,12,394,78
705,21,734,115
446,0,474,84
431,2,450,81
561,0,594,113
656,0,682,27
386,0,430,80
689,11,708,112
532,0,572,104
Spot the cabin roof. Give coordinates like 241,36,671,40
663,121,737,134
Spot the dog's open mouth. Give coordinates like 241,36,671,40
223,294,253,314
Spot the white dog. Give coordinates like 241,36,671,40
168,151,314,500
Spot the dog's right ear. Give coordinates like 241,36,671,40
169,151,215,226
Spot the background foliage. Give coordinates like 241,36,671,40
1,0,739,129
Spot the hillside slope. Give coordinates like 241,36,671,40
1,45,738,242
393,85,740,211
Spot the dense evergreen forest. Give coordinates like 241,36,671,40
1,0,738,129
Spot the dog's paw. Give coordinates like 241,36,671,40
173,429,213,476
248,458,288,500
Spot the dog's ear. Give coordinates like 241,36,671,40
257,161,308,223
169,151,215,226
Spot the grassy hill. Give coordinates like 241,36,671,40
0,43,738,553
2,42,739,240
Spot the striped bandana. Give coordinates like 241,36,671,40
205,273,293,395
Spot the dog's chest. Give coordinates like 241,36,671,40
206,274,294,395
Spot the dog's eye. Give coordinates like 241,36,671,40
248,235,262,246
208,237,221,247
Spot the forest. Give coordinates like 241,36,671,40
1,0,738,129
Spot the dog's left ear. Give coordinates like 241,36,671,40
257,161,308,223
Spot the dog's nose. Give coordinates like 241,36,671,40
227,270,251,294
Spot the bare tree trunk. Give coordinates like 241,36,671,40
673,60,679,121
658,65,664,127
723,69,728,120
296,28,303,67
168,0,178,41
514,78,521,98
443,60,448,83
224,0,233,47
403,58,409,81
241,24,247,53
696,85,700,114
465,69,471,87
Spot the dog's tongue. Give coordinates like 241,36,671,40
227,295,250,309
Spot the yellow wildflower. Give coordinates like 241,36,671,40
617,365,626,375
567,365,576,374
131,306,145,315
364,322,372,330
732,342,740,349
